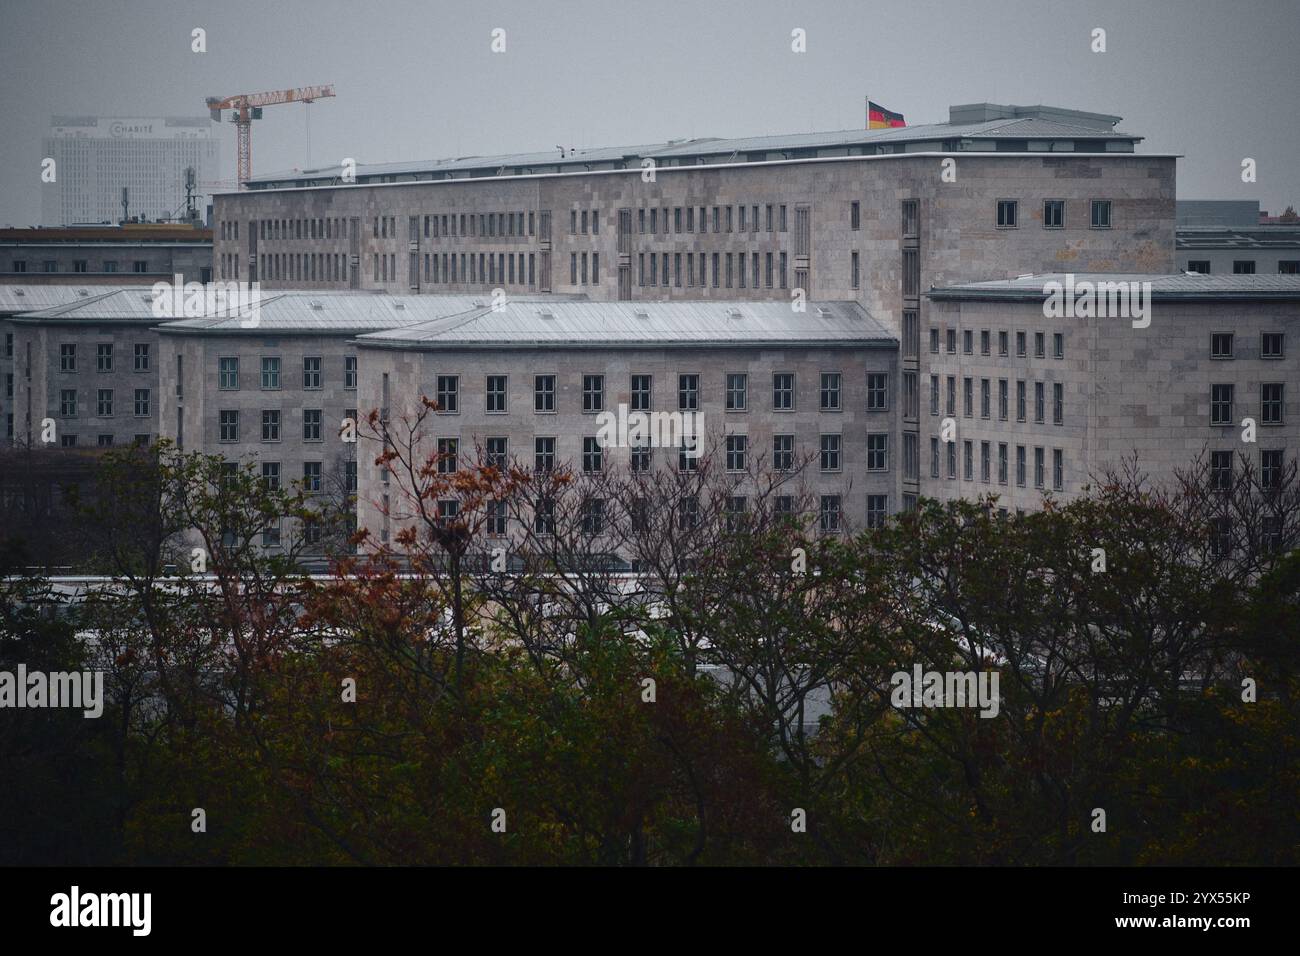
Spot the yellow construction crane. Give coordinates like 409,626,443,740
205,85,336,188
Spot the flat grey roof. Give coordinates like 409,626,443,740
10,288,586,333
0,284,145,316
242,107,1144,190
356,300,896,350
929,273,1300,301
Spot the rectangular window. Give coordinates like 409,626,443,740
262,409,281,441
261,357,280,389
134,388,150,417
1261,449,1285,490
631,374,651,412
583,374,605,412
820,495,841,534
1043,199,1064,228
931,437,941,479
1034,447,1045,488
963,440,973,480
486,375,507,413
219,410,238,442
133,343,150,371
534,375,556,412
60,344,76,371
485,437,508,470
1035,332,1046,358
981,441,991,482
1035,382,1045,423
1053,382,1064,425
1053,333,1064,359
1211,450,1234,491
725,434,747,472
726,373,748,411
218,357,239,390
96,344,113,372
1090,200,1112,228
866,433,888,471
678,374,699,411
773,435,794,472
262,462,281,491
96,389,113,416
303,356,322,389
1262,383,1284,424
1016,446,1026,487
998,443,1008,484
850,201,860,230
60,389,76,417
436,375,459,413
1017,380,1027,421
996,199,1018,228
534,437,555,472
303,461,322,493
820,434,842,472
1210,384,1234,425
820,372,842,411
931,375,941,416
582,436,603,473
1211,332,1234,359
866,495,888,529
998,379,1009,421
773,373,794,411
867,373,888,411
303,409,322,442
1262,332,1285,359
1053,449,1064,491
437,438,459,474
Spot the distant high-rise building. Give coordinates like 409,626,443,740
40,116,219,226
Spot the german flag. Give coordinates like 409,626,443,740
867,100,906,129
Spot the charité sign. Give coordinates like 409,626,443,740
51,118,207,139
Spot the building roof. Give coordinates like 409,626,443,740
356,300,895,350
7,287,586,333
0,225,211,244
1175,225,1300,250
929,273,1300,301
240,103,1144,191
0,284,145,316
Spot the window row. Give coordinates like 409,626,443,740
1209,331,1286,359
635,204,789,236
57,343,151,373
425,372,891,414
930,375,1066,425
7,259,150,274
929,437,1066,491
58,388,151,418
216,407,355,443
420,432,889,476
1210,383,1288,425
424,251,538,286
638,250,793,290
217,356,357,391
996,198,1112,229
931,326,1065,360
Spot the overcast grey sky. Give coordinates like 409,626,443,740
2,0,1297,225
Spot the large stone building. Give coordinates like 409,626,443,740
1,223,213,285
926,273,1300,510
352,299,898,544
1175,201,1300,277
6,102,1296,560
40,116,219,227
